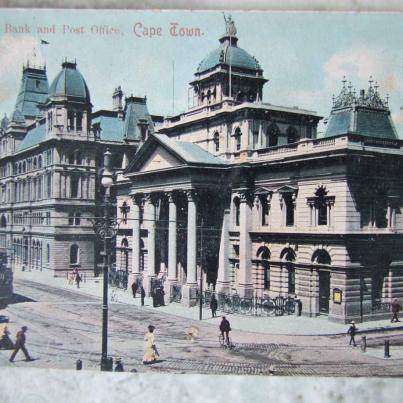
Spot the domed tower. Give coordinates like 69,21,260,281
189,15,268,108
45,60,93,141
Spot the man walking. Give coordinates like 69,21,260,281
219,316,231,346
391,298,402,323
9,326,33,362
210,294,218,318
347,321,357,347
131,281,138,298
140,286,146,306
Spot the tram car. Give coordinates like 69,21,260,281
0,252,13,306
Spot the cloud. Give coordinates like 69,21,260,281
282,46,403,134
0,34,43,110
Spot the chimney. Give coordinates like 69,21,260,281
112,86,124,119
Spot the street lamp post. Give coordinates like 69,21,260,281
92,149,119,371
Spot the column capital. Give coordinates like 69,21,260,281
167,191,179,204
144,192,160,205
238,189,254,205
131,193,144,206
185,189,198,203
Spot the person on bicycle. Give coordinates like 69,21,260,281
219,316,231,345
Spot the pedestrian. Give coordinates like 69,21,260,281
210,294,218,318
347,321,357,347
157,287,165,306
143,325,159,364
75,270,81,289
131,281,138,298
114,358,124,372
0,326,14,350
219,316,231,346
391,298,402,323
152,288,157,307
9,326,33,362
140,286,146,306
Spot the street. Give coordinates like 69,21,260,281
1,277,403,376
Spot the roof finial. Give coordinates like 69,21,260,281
342,76,347,87
368,75,374,87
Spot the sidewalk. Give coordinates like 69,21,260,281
12,268,403,336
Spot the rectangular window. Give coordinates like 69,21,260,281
67,111,75,131
285,195,294,226
71,176,79,198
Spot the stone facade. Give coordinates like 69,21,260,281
116,18,403,322
0,61,161,277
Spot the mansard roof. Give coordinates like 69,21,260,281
325,79,398,140
18,121,46,151
92,97,157,144
15,65,49,120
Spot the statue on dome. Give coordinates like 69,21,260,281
224,14,237,37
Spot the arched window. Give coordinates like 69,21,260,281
257,246,271,290
22,161,26,173
70,244,79,265
213,132,220,152
281,247,296,294
18,162,22,174
267,123,279,147
312,249,331,265
120,201,129,224
121,238,129,273
234,127,242,151
33,157,37,170
233,197,240,227
0,215,6,228
38,155,42,168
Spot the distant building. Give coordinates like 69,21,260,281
118,17,403,322
0,60,162,276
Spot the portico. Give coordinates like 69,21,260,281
125,133,228,306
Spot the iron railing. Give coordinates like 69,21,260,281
372,299,391,313
170,284,182,303
170,286,296,316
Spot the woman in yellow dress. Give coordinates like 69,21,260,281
143,325,159,364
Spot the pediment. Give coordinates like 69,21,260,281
139,145,184,172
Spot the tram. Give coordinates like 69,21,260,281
0,252,13,306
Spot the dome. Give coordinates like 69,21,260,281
49,61,90,102
197,41,261,74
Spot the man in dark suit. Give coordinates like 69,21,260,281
219,316,231,345
9,326,33,362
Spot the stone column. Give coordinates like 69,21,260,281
238,191,254,298
216,208,231,294
129,195,142,287
182,190,198,306
167,192,178,299
144,194,157,294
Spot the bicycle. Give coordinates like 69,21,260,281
218,333,235,349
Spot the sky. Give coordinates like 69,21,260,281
1,10,403,136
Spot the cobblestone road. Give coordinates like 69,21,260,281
0,278,402,377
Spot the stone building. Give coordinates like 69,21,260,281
117,17,403,322
0,60,160,276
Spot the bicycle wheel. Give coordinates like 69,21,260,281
218,334,224,347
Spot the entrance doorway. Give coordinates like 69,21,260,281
319,271,330,314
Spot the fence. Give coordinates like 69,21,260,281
170,287,296,316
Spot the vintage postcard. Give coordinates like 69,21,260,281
0,8,403,379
